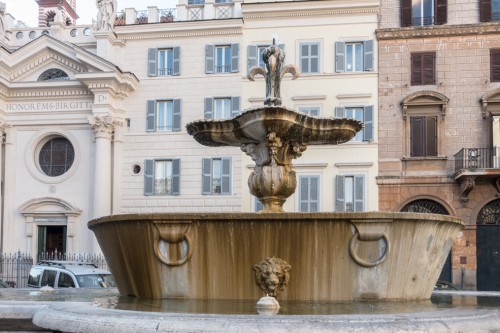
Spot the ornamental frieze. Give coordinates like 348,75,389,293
377,23,500,40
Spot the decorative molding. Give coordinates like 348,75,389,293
458,175,476,205
377,23,500,41
401,90,449,120
19,197,82,217
243,8,378,20
88,115,123,139
481,87,500,118
291,95,327,101
337,93,372,99
335,162,374,168
9,52,84,82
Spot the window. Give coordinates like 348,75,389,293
299,107,320,117
205,44,239,74
335,106,374,142
247,44,285,72
215,0,232,3
410,116,437,157
58,272,75,288
148,47,180,77
202,158,232,195
146,99,181,132
491,49,500,82
299,175,320,212
188,0,204,4
38,68,70,81
335,41,374,72
38,137,75,177
401,0,447,27
299,42,320,74
411,52,436,86
335,175,365,212
40,270,57,287
480,0,500,21
144,159,180,196
204,97,240,120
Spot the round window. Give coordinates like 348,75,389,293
38,137,75,177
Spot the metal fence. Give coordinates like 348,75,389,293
454,148,500,173
0,252,108,288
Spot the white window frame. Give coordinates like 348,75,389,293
214,98,232,120
215,45,231,73
335,173,367,212
156,100,174,132
154,160,174,195
298,106,321,117
412,0,435,26
345,42,364,72
158,48,173,76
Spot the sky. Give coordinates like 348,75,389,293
4,0,178,27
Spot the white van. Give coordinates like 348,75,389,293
28,261,116,288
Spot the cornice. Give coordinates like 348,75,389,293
115,19,243,41
377,22,500,40
8,52,85,82
242,0,378,20
76,72,139,99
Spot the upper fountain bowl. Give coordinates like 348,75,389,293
186,106,363,148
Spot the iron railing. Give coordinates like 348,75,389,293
0,252,33,288
136,10,148,24
159,9,177,22
454,148,500,173
115,11,126,26
0,252,109,288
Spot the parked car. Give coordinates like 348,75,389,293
28,260,116,289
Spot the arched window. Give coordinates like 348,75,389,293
38,69,70,81
400,199,448,214
477,199,500,225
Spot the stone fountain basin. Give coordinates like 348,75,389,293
186,107,362,147
88,212,463,301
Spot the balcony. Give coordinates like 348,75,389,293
117,2,241,26
454,148,500,203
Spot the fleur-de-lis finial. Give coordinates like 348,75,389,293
247,39,300,106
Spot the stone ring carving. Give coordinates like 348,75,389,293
154,229,193,266
349,232,390,268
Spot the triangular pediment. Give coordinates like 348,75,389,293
0,35,119,84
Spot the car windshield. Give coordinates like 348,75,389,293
75,274,116,288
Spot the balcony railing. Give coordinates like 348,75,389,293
454,148,500,173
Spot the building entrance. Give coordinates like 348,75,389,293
37,225,66,257
476,199,500,291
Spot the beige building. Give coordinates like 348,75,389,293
378,0,500,290
0,0,379,261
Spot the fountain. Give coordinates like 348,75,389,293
86,41,464,303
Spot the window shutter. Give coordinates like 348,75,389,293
205,44,215,74
363,40,374,71
202,158,212,194
410,116,425,157
148,48,158,77
299,176,309,212
172,99,181,132
335,42,345,73
247,45,258,72
480,0,492,22
490,49,500,82
335,106,346,118
146,100,156,132
354,175,365,212
335,175,345,212
172,159,180,195
426,116,438,157
37,227,47,257
423,53,436,84
231,43,240,73
172,46,180,76
363,105,374,142
435,0,448,25
310,176,319,212
411,53,423,85
231,97,240,117
401,0,413,27
144,159,155,196
204,97,214,119
221,157,231,195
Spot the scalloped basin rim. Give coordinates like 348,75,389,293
185,107,363,147
88,212,465,227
